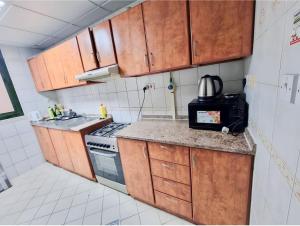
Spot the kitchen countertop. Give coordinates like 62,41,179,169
31,115,112,132
116,119,256,155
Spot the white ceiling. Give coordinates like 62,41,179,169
0,0,136,49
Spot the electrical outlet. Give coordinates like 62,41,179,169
279,75,294,103
145,82,155,90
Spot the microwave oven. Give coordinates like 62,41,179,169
188,93,248,133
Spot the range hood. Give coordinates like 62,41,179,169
76,64,120,82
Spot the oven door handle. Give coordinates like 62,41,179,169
89,148,117,158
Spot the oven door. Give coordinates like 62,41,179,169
88,147,125,185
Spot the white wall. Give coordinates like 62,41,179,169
0,45,57,179
56,59,244,122
245,0,300,224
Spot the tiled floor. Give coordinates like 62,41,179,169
0,163,193,225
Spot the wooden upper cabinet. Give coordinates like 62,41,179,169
111,5,149,76
43,46,66,89
191,148,253,225
33,126,59,166
142,0,190,72
28,55,52,91
77,29,98,72
58,38,85,87
48,129,74,172
190,0,254,65
118,138,154,204
93,20,117,68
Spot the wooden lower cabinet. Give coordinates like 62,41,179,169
33,126,95,180
191,148,253,225
33,126,59,165
63,131,95,180
118,138,253,224
118,138,154,205
155,190,192,219
48,129,74,172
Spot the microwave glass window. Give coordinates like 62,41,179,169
197,111,221,124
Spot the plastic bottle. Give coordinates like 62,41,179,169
99,104,107,119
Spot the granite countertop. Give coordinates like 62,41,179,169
31,115,112,132
116,119,256,155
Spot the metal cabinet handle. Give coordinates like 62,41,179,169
96,51,101,63
143,146,148,159
162,163,174,169
192,40,198,57
150,52,154,66
144,54,149,67
192,155,197,166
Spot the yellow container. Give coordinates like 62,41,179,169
99,104,107,119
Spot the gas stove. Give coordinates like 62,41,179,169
84,122,130,193
85,122,130,153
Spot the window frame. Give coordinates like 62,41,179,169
0,49,23,120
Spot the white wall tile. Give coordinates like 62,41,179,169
179,68,198,86
3,136,23,152
149,73,165,88
151,88,166,109
117,92,129,108
115,79,127,92
127,91,140,108
0,153,13,168
198,64,220,77
9,148,27,164
220,60,244,81
0,124,18,139
125,77,138,91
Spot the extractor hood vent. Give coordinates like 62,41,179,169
75,64,119,82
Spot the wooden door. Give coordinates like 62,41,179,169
58,38,85,87
111,5,149,76
77,29,98,71
191,148,253,225
48,129,74,172
93,20,117,67
28,55,52,91
142,0,190,72
118,138,154,204
33,126,59,165
190,0,254,65
43,46,66,89
63,131,95,180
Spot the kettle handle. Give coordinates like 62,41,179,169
212,76,223,96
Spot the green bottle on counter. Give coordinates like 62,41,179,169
48,107,56,119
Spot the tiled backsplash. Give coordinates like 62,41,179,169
0,45,56,179
56,59,244,123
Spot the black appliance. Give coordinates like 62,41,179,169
188,93,248,133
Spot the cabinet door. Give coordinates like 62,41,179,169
93,20,117,67
142,0,190,72
43,46,66,89
33,126,59,165
190,0,254,64
28,55,52,91
63,131,95,180
191,148,252,225
48,129,74,172
118,138,154,204
111,5,149,76
59,38,85,87
77,29,98,71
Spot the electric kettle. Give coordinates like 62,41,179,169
198,75,223,101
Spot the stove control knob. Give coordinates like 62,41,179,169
107,145,111,148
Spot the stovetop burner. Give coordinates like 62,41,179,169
90,122,130,138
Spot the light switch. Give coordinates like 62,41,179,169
295,75,300,105
279,75,294,103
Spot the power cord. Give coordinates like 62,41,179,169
137,86,148,120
